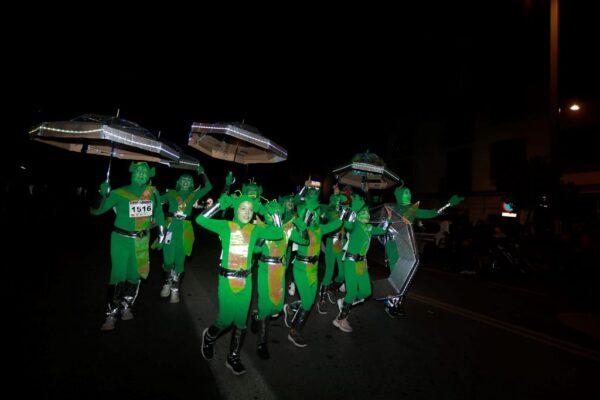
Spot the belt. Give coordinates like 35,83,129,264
259,255,284,264
345,252,366,262
113,226,149,238
294,254,318,264
168,212,192,221
218,267,251,278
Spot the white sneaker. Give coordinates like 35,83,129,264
121,308,134,321
288,282,296,296
170,291,180,303
338,283,346,293
333,317,352,333
101,316,117,331
160,284,171,298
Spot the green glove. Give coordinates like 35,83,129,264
448,195,464,207
99,181,111,197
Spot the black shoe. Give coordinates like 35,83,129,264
225,357,247,375
201,328,215,360
257,343,270,360
317,299,328,315
385,305,405,319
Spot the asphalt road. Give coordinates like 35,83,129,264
7,209,600,399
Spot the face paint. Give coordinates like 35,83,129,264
285,199,294,212
178,176,193,192
236,201,254,224
358,208,370,223
131,164,150,185
396,187,412,205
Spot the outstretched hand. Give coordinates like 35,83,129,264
218,193,233,210
448,195,464,206
225,171,235,186
265,200,282,216
100,181,111,197
350,195,366,213
196,164,205,175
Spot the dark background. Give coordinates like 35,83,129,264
4,1,598,198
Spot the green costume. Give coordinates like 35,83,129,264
333,195,390,333
197,194,282,375
385,186,464,272
251,200,308,359
383,185,463,318
159,168,212,303
284,197,342,348
317,185,352,314
90,162,165,331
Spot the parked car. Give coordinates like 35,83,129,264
414,219,451,255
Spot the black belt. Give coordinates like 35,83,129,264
294,254,318,264
168,212,192,221
113,226,149,238
259,255,284,264
218,267,251,278
345,252,366,262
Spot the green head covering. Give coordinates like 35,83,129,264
176,174,194,192
129,162,155,185
242,179,263,200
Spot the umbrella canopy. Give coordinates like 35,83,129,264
29,114,180,163
188,122,287,164
332,151,400,190
159,152,202,171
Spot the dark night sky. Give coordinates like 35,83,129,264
6,1,598,197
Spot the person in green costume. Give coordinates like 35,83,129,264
283,196,343,348
91,162,166,331
317,184,352,314
383,184,464,318
279,194,296,224
249,199,308,359
197,193,283,375
332,194,392,333
158,165,212,303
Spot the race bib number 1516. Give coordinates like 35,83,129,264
129,200,153,218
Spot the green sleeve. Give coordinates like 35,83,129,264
343,221,355,232
195,215,227,235
191,176,213,203
415,209,439,219
321,219,343,235
257,225,284,241
371,225,388,235
90,191,118,215
289,226,309,245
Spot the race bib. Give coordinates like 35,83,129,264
129,200,153,218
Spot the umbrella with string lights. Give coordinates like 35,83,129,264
188,122,287,164
29,114,180,180
332,150,400,191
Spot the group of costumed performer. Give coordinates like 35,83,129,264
91,162,166,332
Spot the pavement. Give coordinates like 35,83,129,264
5,206,600,399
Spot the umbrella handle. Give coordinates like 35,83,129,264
105,141,115,191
